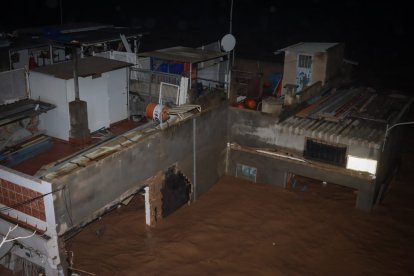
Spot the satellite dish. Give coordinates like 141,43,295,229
221,34,236,52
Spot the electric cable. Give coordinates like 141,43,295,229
0,187,65,212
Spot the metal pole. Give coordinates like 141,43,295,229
226,54,231,99
193,118,197,201
8,49,12,70
229,0,234,34
73,48,80,100
60,0,63,24
126,67,130,119
189,63,192,92
49,44,53,64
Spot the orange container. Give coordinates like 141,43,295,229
146,102,157,119
146,102,169,123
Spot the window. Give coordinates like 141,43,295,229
304,138,347,167
298,55,312,68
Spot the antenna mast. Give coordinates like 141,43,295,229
229,0,234,34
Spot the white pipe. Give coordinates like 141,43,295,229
383,121,414,152
382,97,414,151
386,121,414,133
144,187,150,226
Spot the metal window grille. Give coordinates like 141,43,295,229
304,138,347,167
298,55,312,68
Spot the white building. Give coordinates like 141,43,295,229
30,56,132,141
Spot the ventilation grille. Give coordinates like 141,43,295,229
304,139,347,167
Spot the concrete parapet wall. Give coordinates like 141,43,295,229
229,107,382,161
227,144,376,211
52,103,228,235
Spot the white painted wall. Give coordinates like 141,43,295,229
198,61,221,87
29,72,70,140
30,68,128,140
0,166,61,275
107,68,128,123
66,75,110,133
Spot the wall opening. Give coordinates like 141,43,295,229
161,166,191,218
304,138,347,167
146,166,192,226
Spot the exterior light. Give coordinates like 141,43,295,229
346,155,377,175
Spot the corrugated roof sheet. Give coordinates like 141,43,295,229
138,46,227,63
280,87,409,146
9,24,146,50
279,116,386,145
276,42,340,54
32,56,132,79
60,27,145,45
15,23,113,36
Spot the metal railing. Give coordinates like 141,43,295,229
129,68,182,115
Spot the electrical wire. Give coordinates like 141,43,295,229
63,185,74,226
0,187,65,213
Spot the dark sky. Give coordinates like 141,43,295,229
2,1,409,49
1,0,411,91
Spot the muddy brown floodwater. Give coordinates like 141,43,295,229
66,147,414,275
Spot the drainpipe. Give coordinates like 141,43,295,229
8,49,12,70
49,44,53,64
225,142,230,174
189,63,192,92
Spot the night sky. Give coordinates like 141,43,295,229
1,0,411,91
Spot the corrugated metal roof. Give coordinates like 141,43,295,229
15,23,113,36
275,42,340,54
280,87,409,146
61,27,145,46
138,46,227,63
280,115,386,145
0,99,55,127
32,56,132,80
8,37,52,51
9,24,146,50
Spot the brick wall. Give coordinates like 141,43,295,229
0,178,46,221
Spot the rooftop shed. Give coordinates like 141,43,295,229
277,42,344,93
29,56,132,141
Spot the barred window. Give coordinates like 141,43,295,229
298,55,312,68
304,138,347,167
